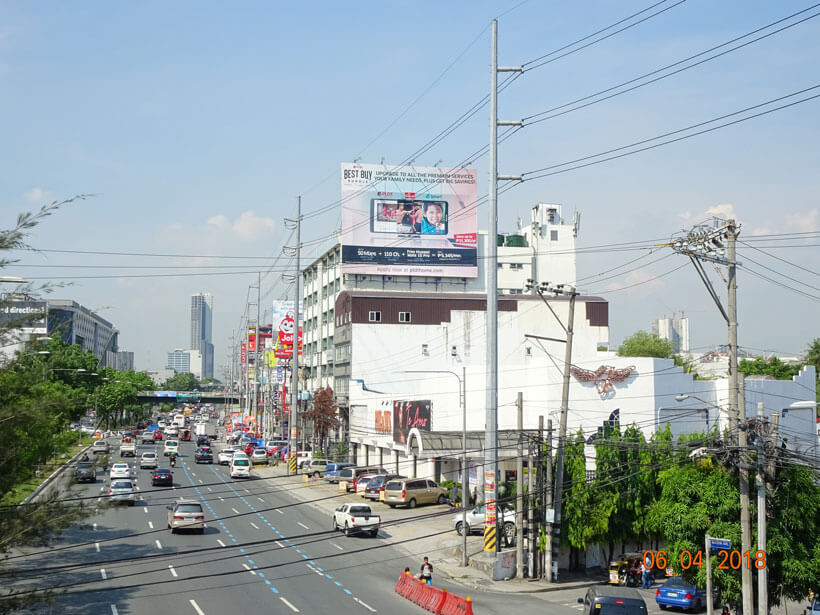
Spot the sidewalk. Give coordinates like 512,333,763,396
254,463,598,594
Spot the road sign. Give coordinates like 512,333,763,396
708,537,731,554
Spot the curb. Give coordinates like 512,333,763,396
22,443,94,505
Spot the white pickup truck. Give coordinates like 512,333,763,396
332,503,381,537
120,439,136,457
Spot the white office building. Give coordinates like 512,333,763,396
652,314,690,354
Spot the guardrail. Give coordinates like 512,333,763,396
394,571,474,615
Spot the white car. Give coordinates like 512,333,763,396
164,440,179,457
140,452,158,469
164,426,179,437
108,478,136,505
217,449,235,465
109,463,131,479
230,457,252,479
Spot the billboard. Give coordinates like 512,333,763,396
393,399,431,445
341,162,478,277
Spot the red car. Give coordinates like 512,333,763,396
243,443,257,455
179,429,191,441
153,431,163,441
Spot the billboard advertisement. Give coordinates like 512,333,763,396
393,399,431,445
341,162,478,277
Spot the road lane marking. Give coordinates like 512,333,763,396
135,486,140,490
218,497,224,501
242,563,255,575
143,507,148,513
95,542,100,552
232,508,240,514
148,521,154,529
297,522,309,530
275,541,284,548
168,565,178,578
244,488,251,494
110,606,118,615
206,487,212,491
275,509,283,514
280,597,299,612
100,568,107,580
199,479,203,484
354,597,377,612
249,522,259,529
155,540,163,549
330,542,343,551
190,599,205,615
93,523,97,531
217,539,226,547
257,497,265,502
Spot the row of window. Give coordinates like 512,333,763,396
368,311,411,323
498,262,526,270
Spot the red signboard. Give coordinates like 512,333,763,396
241,343,247,364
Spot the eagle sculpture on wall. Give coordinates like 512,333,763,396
570,365,636,396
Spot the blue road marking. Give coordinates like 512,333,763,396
271,588,279,594
343,589,352,595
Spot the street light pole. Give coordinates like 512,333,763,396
405,368,468,566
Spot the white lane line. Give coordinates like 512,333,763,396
100,568,107,580
199,479,203,484
257,497,265,503
217,539,226,547
231,508,241,514
155,539,163,550
330,542,344,551
242,563,256,575
275,509,284,514
306,564,324,577
110,606,118,615
135,485,140,490
280,597,300,612
95,542,100,552
249,522,259,529
244,488,251,494
297,522,309,530
143,507,148,513
191,472,196,476
190,599,205,615
148,521,154,529
168,565,178,578
354,597,377,613
218,496,224,501
206,486,212,492
93,523,97,531
275,541,285,548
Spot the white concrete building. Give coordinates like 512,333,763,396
652,314,690,354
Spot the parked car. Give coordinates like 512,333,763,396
355,473,379,497
250,448,268,465
152,468,174,487
74,462,96,483
140,451,158,469
324,462,355,483
163,440,179,457
451,504,517,545
217,449,235,465
383,478,447,508
337,466,387,491
92,440,109,454
364,474,404,501
167,499,206,533
301,459,330,477
332,503,381,537
109,462,131,479
108,478,136,505
656,577,719,611
579,586,648,615
194,447,213,464
230,457,252,479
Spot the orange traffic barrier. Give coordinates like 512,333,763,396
394,573,474,615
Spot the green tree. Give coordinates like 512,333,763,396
802,338,820,411
617,330,676,358
738,356,801,380
163,372,199,392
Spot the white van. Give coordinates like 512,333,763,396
230,457,252,479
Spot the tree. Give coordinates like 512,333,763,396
163,372,199,392
617,331,676,358
802,338,820,412
738,356,801,380
304,387,339,452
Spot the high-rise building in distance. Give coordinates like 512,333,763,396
190,293,214,379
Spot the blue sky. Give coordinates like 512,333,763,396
1,1,818,374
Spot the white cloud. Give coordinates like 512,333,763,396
206,211,275,241
705,203,736,219
23,187,49,203
785,209,818,231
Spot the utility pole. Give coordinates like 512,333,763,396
757,405,779,615
285,196,302,475
527,420,537,577
516,392,524,579
484,18,522,553
544,417,552,579
668,218,751,613
254,272,261,434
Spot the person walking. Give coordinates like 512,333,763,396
419,556,433,586
641,555,652,589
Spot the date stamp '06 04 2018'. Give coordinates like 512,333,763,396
643,549,767,571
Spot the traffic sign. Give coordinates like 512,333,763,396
708,537,731,553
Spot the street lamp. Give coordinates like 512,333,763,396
0,276,27,283
405,367,468,567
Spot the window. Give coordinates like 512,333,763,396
550,230,558,241
421,344,429,356
399,312,411,323
510,263,523,270
497,263,503,269
369,311,381,322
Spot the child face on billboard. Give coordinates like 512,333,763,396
423,203,443,226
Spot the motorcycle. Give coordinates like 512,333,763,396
169,454,177,468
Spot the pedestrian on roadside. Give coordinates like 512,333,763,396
720,606,730,615
641,555,652,589
419,556,433,585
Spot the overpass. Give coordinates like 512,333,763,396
136,391,240,404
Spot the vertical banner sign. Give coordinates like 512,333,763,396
241,343,247,364
484,470,497,552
